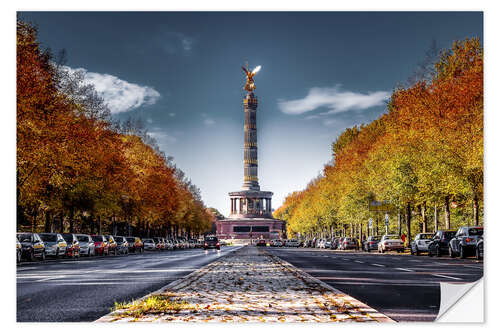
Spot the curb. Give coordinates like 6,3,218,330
95,246,243,322
261,248,395,323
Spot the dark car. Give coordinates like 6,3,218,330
449,226,483,258
113,236,129,255
126,237,144,253
363,236,380,252
62,233,80,259
204,236,220,250
39,233,67,258
17,232,46,261
91,235,109,256
428,230,457,257
256,239,267,247
476,237,483,260
16,238,22,263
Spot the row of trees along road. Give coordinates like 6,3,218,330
274,38,483,245
17,21,213,238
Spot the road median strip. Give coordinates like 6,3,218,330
96,245,394,323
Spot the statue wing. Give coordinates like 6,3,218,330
241,66,249,75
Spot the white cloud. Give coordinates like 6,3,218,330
160,32,196,55
204,118,216,126
63,66,161,114
278,85,390,116
201,113,215,126
169,113,176,117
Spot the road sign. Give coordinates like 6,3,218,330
369,218,373,228
385,213,389,226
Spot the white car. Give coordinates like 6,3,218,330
143,238,156,251
378,234,404,253
270,239,283,247
410,233,434,255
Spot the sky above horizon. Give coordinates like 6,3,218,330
18,11,483,216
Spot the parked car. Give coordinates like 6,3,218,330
337,237,345,249
153,237,166,251
285,239,300,247
410,233,434,255
165,239,174,250
324,240,332,248
91,235,109,256
143,238,156,251
39,233,67,258
204,236,220,250
256,239,267,247
363,236,380,252
105,235,118,255
113,236,129,255
476,237,483,260
75,234,95,256
17,232,46,261
16,238,22,263
449,226,484,259
125,237,143,253
317,239,326,248
339,237,358,250
270,239,283,247
378,234,404,253
62,233,80,259
427,230,457,257
330,238,340,249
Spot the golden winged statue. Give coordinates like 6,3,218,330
242,64,261,92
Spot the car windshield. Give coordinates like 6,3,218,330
114,237,124,242
62,234,73,242
126,237,135,242
143,239,153,243
40,234,57,242
205,237,217,241
17,233,32,242
420,234,434,239
443,232,456,239
386,235,400,240
92,235,104,242
370,237,380,241
76,235,89,242
468,228,483,236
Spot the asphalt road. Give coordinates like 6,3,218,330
17,246,242,322
265,247,483,322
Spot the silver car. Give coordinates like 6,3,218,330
410,233,434,255
39,233,67,258
143,238,156,251
75,234,95,256
378,234,404,253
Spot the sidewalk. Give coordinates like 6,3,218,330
97,246,394,323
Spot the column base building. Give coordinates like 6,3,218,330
216,88,286,241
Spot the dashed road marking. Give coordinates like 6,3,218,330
395,267,413,272
372,264,385,267
432,274,462,280
354,260,364,264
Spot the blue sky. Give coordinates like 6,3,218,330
18,12,483,216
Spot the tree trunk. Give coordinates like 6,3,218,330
375,216,379,236
397,208,402,236
434,205,439,232
90,215,94,235
69,208,74,233
59,212,64,233
444,196,451,229
406,202,412,247
44,211,51,233
366,221,370,238
473,196,479,226
421,202,427,233
98,215,101,234
31,210,38,233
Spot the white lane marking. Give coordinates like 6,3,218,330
409,260,423,262
432,274,463,280
342,258,349,261
354,260,364,264
395,267,413,272
372,264,385,267
464,265,483,269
